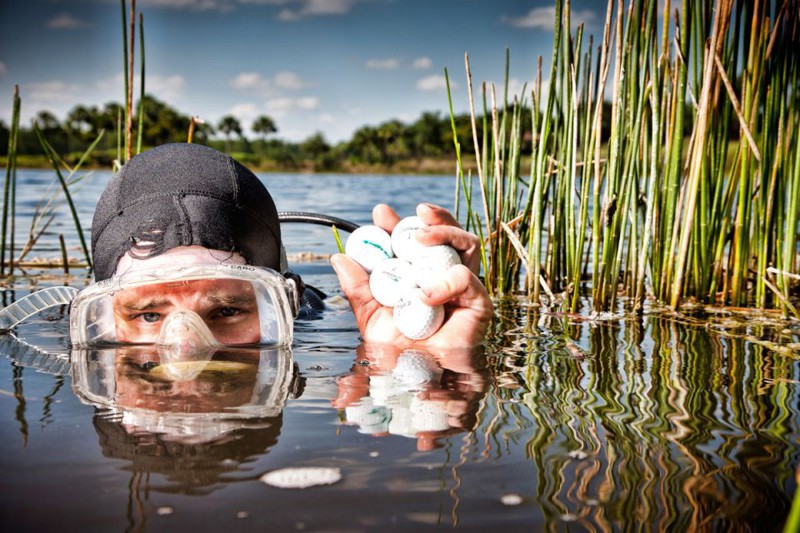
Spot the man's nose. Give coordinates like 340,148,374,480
157,310,219,355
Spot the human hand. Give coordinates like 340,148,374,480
331,203,492,349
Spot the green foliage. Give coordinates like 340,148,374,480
455,0,800,315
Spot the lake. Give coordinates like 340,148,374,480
1,169,798,531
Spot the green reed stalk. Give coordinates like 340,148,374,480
34,125,104,271
526,0,562,304
1,85,20,278
136,12,145,155
120,0,129,164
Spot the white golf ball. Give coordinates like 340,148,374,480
391,216,428,261
345,225,393,273
393,289,445,340
369,258,416,307
410,244,462,286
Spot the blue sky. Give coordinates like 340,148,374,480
0,0,607,143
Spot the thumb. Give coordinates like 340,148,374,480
331,253,371,305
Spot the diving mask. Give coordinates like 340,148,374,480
70,263,299,347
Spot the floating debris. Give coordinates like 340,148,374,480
501,493,524,506
260,467,342,489
156,506,174,516
568,450,588,460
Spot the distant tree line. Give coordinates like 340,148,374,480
0,93,704,172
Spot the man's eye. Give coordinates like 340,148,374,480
219,307,240,317
136,312,161,323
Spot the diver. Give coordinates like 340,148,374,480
1,142,492,351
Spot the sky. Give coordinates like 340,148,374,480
0,0,609,143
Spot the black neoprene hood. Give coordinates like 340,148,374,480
91,143,282,281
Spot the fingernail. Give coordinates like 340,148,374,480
330,254,343,272
417,278,435,297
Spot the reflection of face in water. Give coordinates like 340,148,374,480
111,279,261,345
114,348,261,413
72,346,301,495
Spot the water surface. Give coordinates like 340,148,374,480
1,169,798,531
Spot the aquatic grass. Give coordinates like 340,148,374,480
34,124,105,271
120,0,129,164
136,12,145,155
1,86,21,277
452,0,800,314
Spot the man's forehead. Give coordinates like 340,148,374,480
114,246,247,277
114,279,255,301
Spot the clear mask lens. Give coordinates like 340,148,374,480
70,264,297,347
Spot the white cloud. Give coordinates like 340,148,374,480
229,102,260,123
417,75,457,92
412,57,433,70
0,62,6,77
231,70,307,95
264,96,319,117
232,72,271,91
277,0,357,21
365,58,400,70
137,0,238,11
27,80,83,102
147,75,187,101
318,112,334,123
47,13,91,29
95,73,186,102
273,71,306,90
295,96,319,110
505,77,536,102
502,7,596,30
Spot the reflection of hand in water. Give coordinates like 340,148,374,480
333,343,488,451
331,203,493,349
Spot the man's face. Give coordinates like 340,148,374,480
112,278,261,345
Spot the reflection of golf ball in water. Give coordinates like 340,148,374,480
411,245,462,287
393,350,442,388
369,258,416,307
393,289,445,340
391,216,428,261
345,225,393,273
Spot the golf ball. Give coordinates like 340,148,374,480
391,216,428,261
345,225,393,273
369,258,416,307
410,245,462,286
393,289,445,340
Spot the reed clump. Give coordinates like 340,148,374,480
452,0,800,317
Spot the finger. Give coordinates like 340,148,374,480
419,264,492,316
415,225,481,274
330,253,382,325
372,204,401,233
416,203,461,228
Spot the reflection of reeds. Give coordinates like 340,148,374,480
455,0,799,314
477,308,799,529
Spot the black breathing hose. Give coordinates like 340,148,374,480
278,212,360,233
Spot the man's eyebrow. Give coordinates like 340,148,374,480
117,297,171,311
206,291,256,307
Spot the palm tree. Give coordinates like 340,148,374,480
252,115,277,140
252,115,277,155
217,115,243,153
